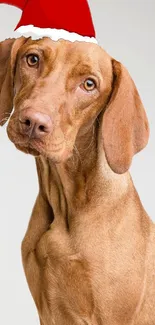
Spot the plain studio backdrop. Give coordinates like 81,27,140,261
0,1,154,324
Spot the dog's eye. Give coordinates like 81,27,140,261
83,78,96,92
26,54,39,67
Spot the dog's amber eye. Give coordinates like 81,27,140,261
26,54,39,67
83,79,96,91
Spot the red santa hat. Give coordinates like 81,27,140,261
0,0,97,43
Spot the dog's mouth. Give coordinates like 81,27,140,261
10,135,72,162
15,142,41,156
7,118,73,161
14,139,65,157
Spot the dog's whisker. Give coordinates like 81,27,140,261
96,117,100,127
73,144,82,165
0,117,9,124
1,112,11,117
80,126,95,153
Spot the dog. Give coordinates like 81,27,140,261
0,36,155,325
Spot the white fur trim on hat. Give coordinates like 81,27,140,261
13,25,98,43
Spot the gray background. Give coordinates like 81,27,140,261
0,1,154,324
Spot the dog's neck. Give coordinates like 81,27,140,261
36,124,133,225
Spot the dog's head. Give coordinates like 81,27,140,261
0,37,149,173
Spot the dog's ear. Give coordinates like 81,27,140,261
0,37,26,126
102,59,149,174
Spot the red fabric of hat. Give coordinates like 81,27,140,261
0,0,97,42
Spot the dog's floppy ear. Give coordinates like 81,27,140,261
102,59,149,174
0,37,26,126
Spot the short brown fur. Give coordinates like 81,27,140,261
0,37,154,325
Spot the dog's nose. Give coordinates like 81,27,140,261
19,109,52,139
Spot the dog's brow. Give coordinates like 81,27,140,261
71,62,94,77
22,45,43,54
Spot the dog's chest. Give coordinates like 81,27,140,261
27,219,146,325
30,224,94,324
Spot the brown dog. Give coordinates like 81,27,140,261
0,37,155,325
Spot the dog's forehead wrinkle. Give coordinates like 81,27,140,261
63,44,111,79
18,39,111,81
57,41,97,63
